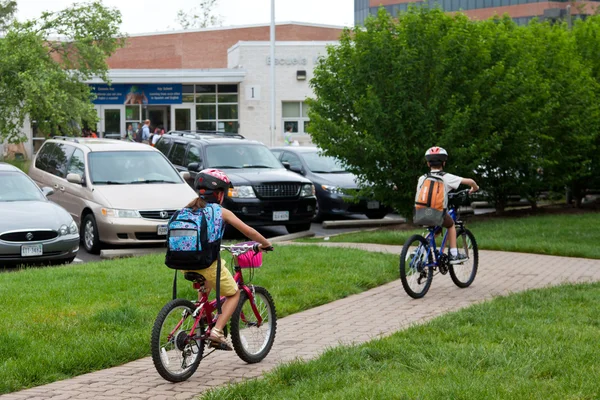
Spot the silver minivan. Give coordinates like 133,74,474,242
29,138,198,254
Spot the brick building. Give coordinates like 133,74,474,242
356,0,599,26
17,22,343,157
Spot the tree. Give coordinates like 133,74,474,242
0,1,124,144
0,0,16,32
176,0,223,30
308,7,600,216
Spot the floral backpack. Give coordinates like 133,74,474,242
165,204,224,270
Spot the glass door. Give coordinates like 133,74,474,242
171,104,195,132
101,106,124,139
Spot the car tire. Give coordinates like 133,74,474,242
312,199,325,222
82,214,101,254
365,211,388,220
285,223,312,234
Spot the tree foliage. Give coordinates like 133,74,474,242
176,0,222,30
0,0,16,32
0,1,124,143
308,7,600,215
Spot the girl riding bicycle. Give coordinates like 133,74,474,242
182,169,272,350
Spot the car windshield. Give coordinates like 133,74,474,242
89,151,183,185
206,144,283,169
0,172,46,202
303,151,346,173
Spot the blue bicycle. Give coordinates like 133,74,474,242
400,189,479,299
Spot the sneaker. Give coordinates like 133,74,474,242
449,252,468,265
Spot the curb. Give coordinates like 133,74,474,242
270,231,315,242
321,218,406,229
99,231,315,260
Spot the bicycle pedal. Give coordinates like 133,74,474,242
208,340,233,351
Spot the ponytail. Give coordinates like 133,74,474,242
186,197,207,211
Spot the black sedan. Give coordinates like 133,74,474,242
271,147,391,220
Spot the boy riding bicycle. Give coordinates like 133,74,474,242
418,147,479,264
181,169,272,350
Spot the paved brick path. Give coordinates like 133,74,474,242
3,243,600,400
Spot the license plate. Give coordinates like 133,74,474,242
367,201,380,209
21,243,43,257
273,211,290,221
157,225,168,236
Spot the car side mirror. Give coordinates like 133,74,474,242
290,165,304,175
42,187,54,197
282,161,291,170
66,173,83,185
187,162,201,172
180,171,191,181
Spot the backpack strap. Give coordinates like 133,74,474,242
172,270,178,300
209,205,223,315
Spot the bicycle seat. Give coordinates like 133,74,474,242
183,272,206,283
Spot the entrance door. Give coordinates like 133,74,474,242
100,106,124,139
171,104,195,132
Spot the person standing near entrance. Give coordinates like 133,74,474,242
142,119,151,144
152,125,165,147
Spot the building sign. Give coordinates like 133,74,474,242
91,84,183,105
265,56,325,66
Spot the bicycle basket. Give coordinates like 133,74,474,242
236,242,263,268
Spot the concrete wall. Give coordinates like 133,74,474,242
229,41,334,147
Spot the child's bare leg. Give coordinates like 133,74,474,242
215,290,240,331
447,224,457,249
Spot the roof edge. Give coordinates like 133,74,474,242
126,21,346,38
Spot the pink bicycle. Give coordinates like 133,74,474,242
151,243,276,382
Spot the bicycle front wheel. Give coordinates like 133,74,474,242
151,299,204,382
449,228,478,288
400,234,434,299
231,286,277,363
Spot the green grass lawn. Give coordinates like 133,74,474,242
203,282,600,400
306,213,600,259
0,246,396,394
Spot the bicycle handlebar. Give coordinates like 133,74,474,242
220,242,273,257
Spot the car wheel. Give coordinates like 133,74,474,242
82,214,101,254
285,223,312,234
365,211,388,220
312,199,325,222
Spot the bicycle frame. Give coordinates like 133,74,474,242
166,258,263,343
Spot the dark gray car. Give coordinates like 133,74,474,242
0,163,79,265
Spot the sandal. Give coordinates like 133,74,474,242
208,327,233,351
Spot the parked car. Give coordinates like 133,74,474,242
155,131,317,234
271,147,392,220
29,137,197,254
0,162,79,265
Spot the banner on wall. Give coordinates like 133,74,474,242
91,84,183,105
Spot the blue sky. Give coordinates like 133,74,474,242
16,0,354,33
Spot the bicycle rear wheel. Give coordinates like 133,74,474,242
449,228,478,288
151,299,204,382
231,286,277,363
400,234,434,299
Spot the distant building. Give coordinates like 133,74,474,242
15,22,343,157
356,0,596,26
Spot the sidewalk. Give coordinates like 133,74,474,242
2,243,600,400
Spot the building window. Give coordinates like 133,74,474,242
195,84,239,133
282,101,310,135
125,105,142,134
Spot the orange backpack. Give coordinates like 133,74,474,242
413,172,447,226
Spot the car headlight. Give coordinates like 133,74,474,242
321,185,342,194
301,184,316,197
69,220,79,235
228,186,256,198
101,208,141,218
59,224,69,236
